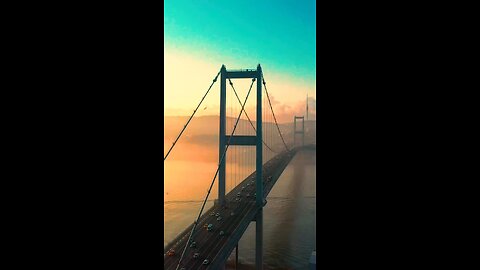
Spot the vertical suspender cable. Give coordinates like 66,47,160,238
175,78,256,270
262,76,290,152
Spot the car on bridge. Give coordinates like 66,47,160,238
166,249,175,256
190,241,196,248
193,252,200,259
203,259,210,265
215,212,220,217
217,216,222,221
207,224,213,231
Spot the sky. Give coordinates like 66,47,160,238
164,0,316,123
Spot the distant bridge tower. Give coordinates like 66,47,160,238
306,93,309,121
218,64,265,269
294,116,305,146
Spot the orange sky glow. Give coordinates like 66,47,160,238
164,47,316,123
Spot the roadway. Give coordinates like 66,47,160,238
164,148,299,269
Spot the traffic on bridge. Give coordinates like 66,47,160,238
164,64,315,269
164,149,297,269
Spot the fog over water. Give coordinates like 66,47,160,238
164,147,316,269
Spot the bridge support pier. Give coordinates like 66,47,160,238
255,209,263,270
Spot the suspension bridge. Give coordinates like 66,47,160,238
164,64,315,270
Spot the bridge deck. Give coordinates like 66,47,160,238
163,146,312,269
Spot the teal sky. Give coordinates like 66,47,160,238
164,0,316,83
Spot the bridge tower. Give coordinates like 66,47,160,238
294,116,305,146
306,93,309,121
218,64,265,269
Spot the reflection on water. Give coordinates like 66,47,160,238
232,150,316,269
164,146,316,269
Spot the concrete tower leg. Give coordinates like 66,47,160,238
294,117,296,146
255,65,264,270
219,65,227,207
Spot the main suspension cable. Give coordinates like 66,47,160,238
175,78,256,270
262,75,290,152
164,69,221,161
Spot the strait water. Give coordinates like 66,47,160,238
164,149,316,269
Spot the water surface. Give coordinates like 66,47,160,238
164,148,316,269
